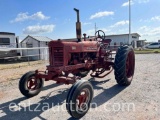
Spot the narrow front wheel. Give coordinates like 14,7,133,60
19,71,44,98
66,80,94,119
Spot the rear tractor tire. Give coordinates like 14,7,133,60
19,71,44,98
66,80,94,119
114,46,135,86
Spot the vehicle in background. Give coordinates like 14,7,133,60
145,42,160,49
0,32,19,58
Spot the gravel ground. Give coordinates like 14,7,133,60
0,54,160,120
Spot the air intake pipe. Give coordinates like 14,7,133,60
74,8,81,42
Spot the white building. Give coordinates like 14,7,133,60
105,33,141,48
60,33,142,48
21,35,52,60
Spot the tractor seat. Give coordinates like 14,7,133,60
103,39,112,44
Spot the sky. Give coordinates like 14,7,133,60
0,0,160,42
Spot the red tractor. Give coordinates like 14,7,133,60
19,8,135,119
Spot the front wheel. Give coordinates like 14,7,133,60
114,46,135,86
19,71,44,98
66,80,94,119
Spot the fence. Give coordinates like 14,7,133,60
0,47,49,65
0,43,119,65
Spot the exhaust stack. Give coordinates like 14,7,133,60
74,8,81,42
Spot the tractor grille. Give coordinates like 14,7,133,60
52,47,64,67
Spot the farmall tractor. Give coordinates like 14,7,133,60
19,8,135,119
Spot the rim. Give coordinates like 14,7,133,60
76,88,91,114
126,51,135,80
27,77,40,90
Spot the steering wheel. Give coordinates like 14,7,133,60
95,30,105,40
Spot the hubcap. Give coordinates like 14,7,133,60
76,88,90,114
27,77,40,90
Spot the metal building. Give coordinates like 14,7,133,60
21,35,52,60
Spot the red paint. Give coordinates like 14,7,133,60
35,37,114,85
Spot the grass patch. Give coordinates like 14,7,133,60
134,49,160,54
0,60,47,70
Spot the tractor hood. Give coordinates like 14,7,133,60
49,40,98,52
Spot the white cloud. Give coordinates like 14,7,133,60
86,28,111,36
139,16,160,23
122,0,149,7
23,24,55,34
90,11,114,19
151,16,160,21
138,0,150,3
86,29,95,35
137,26,160,41
122,0,134,7
139,26,150,31
11,12,50,23
110,20,129,28
97,28,111,34
82,22,92,25
147,27,160,36
139,19,150,22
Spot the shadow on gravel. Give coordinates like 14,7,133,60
42,82,61,91
89,77,110,90
0,78,126,120
0,83,68,120
68,117,79,120
67,78,127,120
91,78,127,107
0,89,68,120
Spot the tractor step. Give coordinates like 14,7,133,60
110,58,114,60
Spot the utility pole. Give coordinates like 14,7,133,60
129,0,131,45
95,23,98,34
